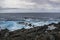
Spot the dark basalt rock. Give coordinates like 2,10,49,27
0,22,60,40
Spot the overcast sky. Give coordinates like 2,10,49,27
0,0,60,13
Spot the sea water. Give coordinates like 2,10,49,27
0,18,60,31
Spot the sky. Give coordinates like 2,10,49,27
0,0,60,13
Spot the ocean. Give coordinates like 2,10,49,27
0,13,60,31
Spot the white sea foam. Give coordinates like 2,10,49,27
47,25,56,30
0,18,60,31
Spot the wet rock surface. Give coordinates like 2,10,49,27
0,22,60,40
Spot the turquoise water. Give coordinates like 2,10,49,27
0,18,60,31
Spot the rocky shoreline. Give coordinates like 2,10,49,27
0,22,60,40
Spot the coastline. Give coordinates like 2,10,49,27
0,22,60,40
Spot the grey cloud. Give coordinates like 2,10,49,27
0,0,60,12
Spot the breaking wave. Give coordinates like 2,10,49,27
0,17,60,31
